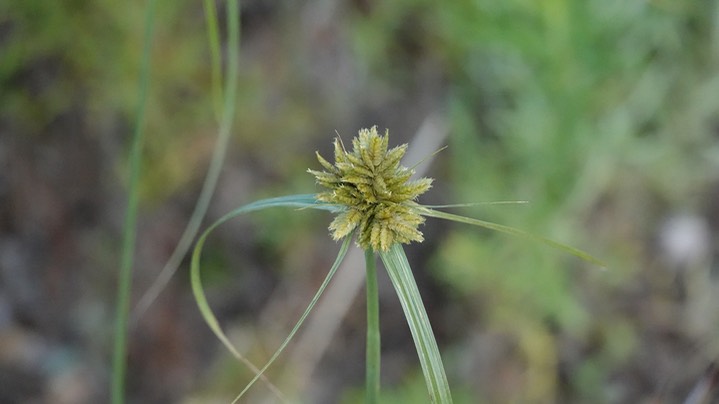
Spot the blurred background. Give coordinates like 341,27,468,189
2,0,719,402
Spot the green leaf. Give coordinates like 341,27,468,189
190,193,347,402
418,206,606,267
379,244,453,404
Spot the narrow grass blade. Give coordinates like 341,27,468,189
132,0,242,321
365,249,380,403
189,194,346,401
203,0,223,121
228,236,351,403
421,201,529,209
111,0,157,402
380,244,453,404
419,207,606,267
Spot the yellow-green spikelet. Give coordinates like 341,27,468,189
308,126,433,252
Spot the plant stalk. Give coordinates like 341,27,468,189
365,249,381,403
111,0,157,401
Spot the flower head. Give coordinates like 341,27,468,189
308,126,433,251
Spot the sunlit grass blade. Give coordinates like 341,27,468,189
379,244,453,404
189,194,346,402
133,0,241,321
203,0,223,121
419,206,606,267
111,0,157,402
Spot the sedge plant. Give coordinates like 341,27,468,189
191,126,604,403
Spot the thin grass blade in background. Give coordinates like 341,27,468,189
203,0,224,121
110,0,157,402
133,0,241,321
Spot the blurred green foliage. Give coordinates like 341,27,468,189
1,0,219,202
350,0,719,401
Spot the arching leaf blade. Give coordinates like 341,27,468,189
189,193,345,401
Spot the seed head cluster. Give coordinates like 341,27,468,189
309,126,433,252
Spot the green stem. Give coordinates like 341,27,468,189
365,249,381,403
111,0,157,402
